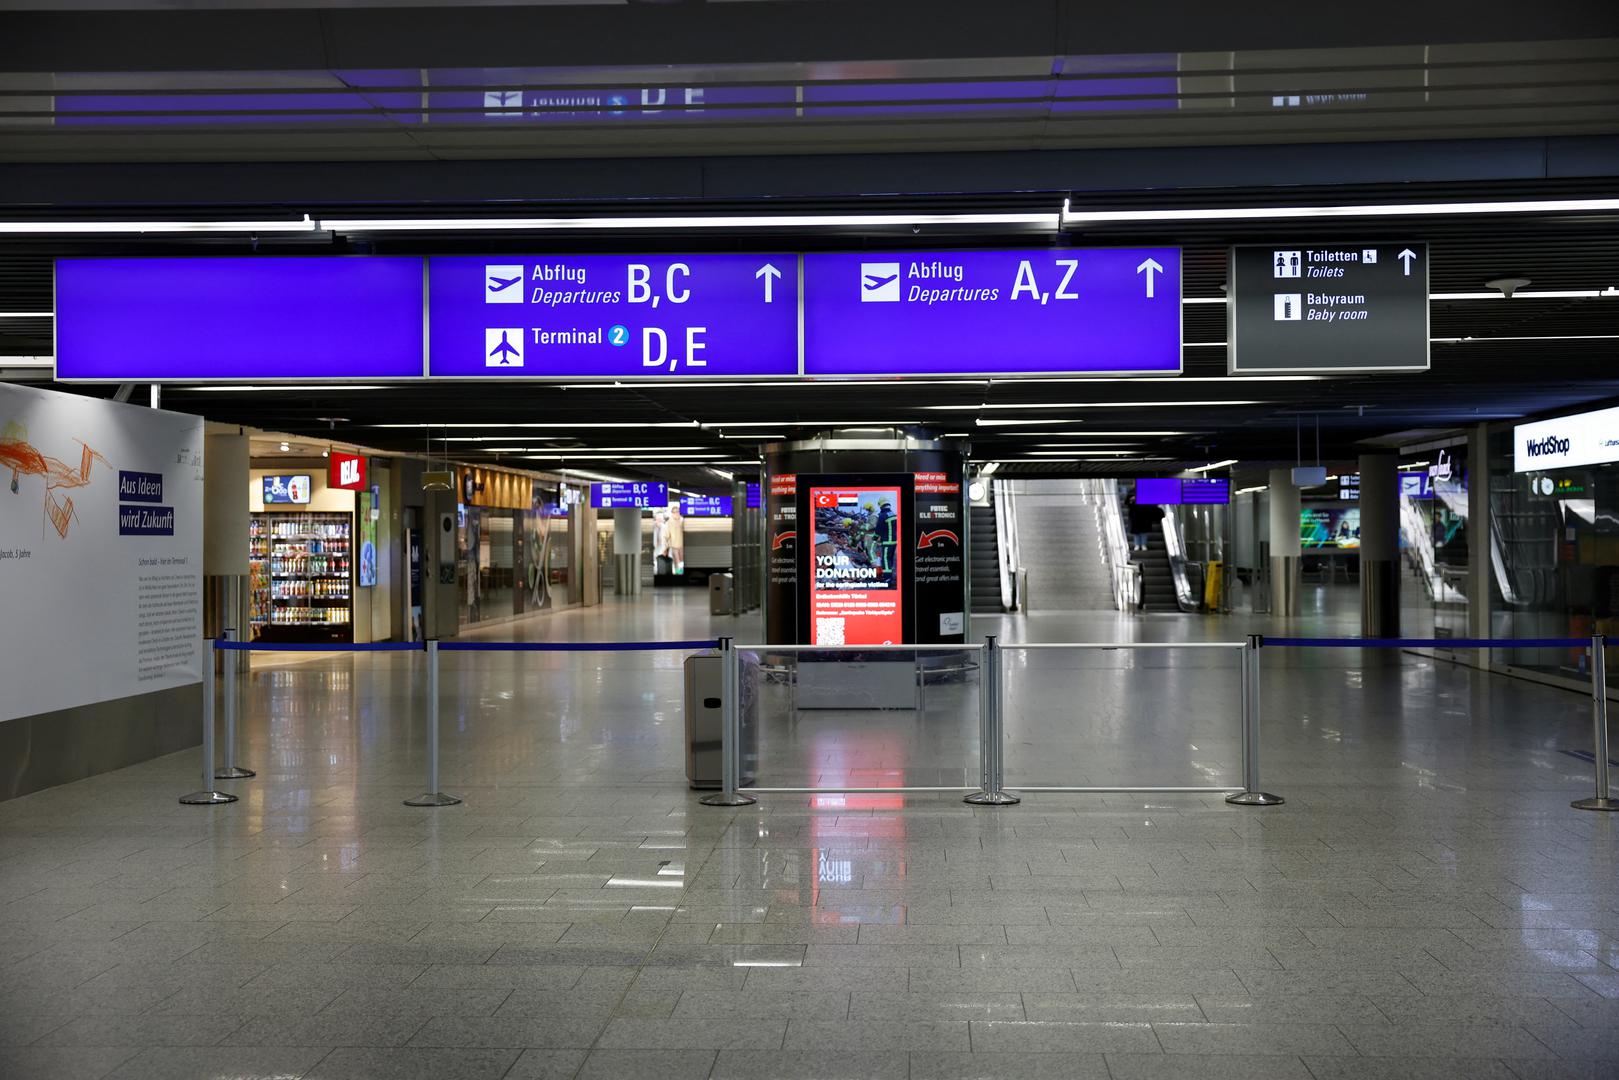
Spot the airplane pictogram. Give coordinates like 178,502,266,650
489,330,521,365
0,425,110,539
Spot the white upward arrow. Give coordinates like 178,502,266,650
1136,257,1164,298
1397,248,1417,276
755,263,781,302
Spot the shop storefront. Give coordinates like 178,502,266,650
247,453,396,644
1488,404,1619,688
456,465,579,627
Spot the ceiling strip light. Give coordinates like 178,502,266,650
321,212,1058,233
1187,459,1239,473
931,400,1259,411
1061,196,1619,226
0,216,318,235
373,422,700,429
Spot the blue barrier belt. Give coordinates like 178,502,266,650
437,639,719,652
1262,637,1590,649
212,640,425,652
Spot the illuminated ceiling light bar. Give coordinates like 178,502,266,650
717,432,786,439
705,420,917,428
1023,449,1153,456
184,384,388,392
321,211,1059,233
1005,374,1317,383
707,467,735,481
0,216,318,235
1061,195,1619,226
1431,334,1619,343
449,442,710,450
562,378,990,389
0,312,52,318
373,421,700,429
1234,485,1266,495
556,468,627,483
980,426,1192,434
938,400,1259,412
1429,289,1616,300
1187,458,1238,472
0,356,52,368
983,456,1172,463
1032,442,1145,447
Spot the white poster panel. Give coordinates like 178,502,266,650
0,383,204,722
1514,405,1619,473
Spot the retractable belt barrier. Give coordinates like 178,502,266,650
1261,633,1612,812
179,631,1613,816
181,634,718,809
438,639,718,652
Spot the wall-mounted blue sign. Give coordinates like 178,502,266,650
590,482,669,509
746,483,761,509
679,495,733,517
55,257,425,381
427,255,798,378
802,248,1181,376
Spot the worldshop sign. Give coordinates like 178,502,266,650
1514,405,1619,472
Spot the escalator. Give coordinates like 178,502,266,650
1134,527,1181,612
969,504,1003,613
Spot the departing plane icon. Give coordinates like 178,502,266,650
487,274,520,293
863,272,898,290
489,330,521,364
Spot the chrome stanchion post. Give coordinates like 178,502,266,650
1573,633,1617,811
701,637,756,807
966,635,1019,806
180,637,237,805
215,628,254,780
406,640,462,807
1226,634,1283,806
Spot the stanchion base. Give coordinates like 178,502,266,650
179,790,237,805
964,789,1022,806
1225,791,1285,806
698,792,758,806
404,792,463,807
1571,797,1619,812
215,767,256,780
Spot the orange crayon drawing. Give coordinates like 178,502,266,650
1,421,111,539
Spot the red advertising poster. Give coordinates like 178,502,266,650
809,484,903,645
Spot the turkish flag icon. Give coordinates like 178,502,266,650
814,491,837,508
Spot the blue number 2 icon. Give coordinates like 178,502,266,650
608,324,628,347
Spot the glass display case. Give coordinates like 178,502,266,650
249,511,353,642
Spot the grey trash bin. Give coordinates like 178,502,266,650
684,649,758,789
708,572,734,615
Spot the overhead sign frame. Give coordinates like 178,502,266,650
1227,242,1430,375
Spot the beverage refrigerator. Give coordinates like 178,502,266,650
248,510,354,643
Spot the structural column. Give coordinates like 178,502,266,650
1267,468,1301,616
203,432,250,670
1358,453,1400,638
612,507,642,595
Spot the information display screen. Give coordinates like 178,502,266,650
262,475,311,505
808,484,904,645
589,482,668,509
1301,507,1360,550
55,257,426,381
679,495,732,517
1135,477,1230,505
746,483,761,509
1180,478,1230,504
1134,478,1182,505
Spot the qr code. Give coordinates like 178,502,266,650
815,618,846,645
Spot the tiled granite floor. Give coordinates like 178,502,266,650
1,590,1615,1079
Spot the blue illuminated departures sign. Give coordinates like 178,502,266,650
428,255,798,378
679,495,733,517
802,248,1181,376
590,482,669,509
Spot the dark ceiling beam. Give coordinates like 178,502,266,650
3,1,1615,74
0,137,1613,210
